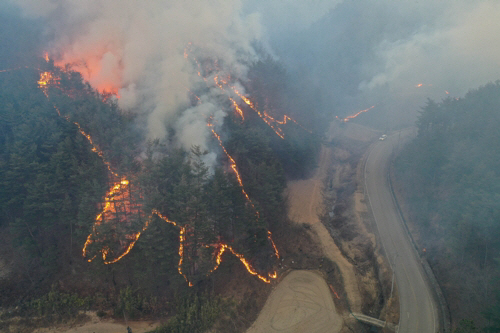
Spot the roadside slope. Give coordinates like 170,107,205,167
287,144,362,312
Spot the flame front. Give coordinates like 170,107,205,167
339,105,375,122
209,244,277,283
208,123,252,202
186,46,309,139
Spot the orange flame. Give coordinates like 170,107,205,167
329,284,341,299
155,209,277,285
342,105,375,122
210,244,276,283
37,71,60,97
208,124,252,202
82,176,147,264
229,97,245,121
185,46,308,139
268,230,280,259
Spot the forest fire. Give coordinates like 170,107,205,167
338,105,375,122
208,123,252,202
37,71,59,97
53,56,121,98
154,208,277,285
37,67,148,265
37,70,119,175
229,97,245,121
206,123,280,281
37,66,145,266
82,175,148,265
186,45,306,139
210,244,277,283
37,53,279,285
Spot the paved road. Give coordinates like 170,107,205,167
364,132,439,333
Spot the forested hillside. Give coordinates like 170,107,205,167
0,42,319,332
394,81,500,331
0,64,138,290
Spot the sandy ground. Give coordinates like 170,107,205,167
286,123,363,313
33,313,159,333
246,270,342,333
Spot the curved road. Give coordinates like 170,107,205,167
364,131,439,332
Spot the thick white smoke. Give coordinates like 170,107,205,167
13,0,263,155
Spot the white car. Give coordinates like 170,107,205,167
379,134,387,141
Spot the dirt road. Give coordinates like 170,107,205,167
247,122,377,333
287,124,362,312
246,270,342,333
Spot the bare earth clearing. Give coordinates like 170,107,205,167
287,142,362,313
247,122,396,333
246,270,342,333
33,312,158,333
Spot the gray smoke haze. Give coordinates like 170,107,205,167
11,0,500,139
257,0,500,127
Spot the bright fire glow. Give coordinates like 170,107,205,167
155,208,277,285
54,55,121,98
37,71,60,97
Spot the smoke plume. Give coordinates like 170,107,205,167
12,0,500,132
13,0,263,156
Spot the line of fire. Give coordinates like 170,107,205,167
32,48,312,286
